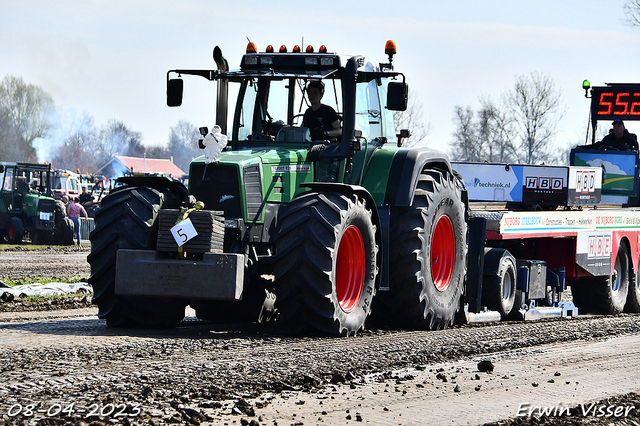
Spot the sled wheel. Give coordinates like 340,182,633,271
626,254,640,313
482,249,517,318
582,243,630,314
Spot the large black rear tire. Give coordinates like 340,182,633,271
88,185,187,327
53,217,74,246
374,169,467,330
273,192,379,336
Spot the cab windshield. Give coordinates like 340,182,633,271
235,77,342,143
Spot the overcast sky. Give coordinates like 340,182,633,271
2,0,640,160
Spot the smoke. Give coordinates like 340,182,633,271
32,108,94,163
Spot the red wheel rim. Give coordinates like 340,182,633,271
336,225,365,313
8,225,14,241
431,215,455,291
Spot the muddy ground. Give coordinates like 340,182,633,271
1,247,640,426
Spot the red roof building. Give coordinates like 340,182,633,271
99,156,186,179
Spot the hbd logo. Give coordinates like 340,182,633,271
575,170,596,193
525,176,563,190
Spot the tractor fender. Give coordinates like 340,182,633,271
383,147,457,207
115,176,188,202
301,183,380,232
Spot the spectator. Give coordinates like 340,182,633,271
66,197,88,246
78,186,94,206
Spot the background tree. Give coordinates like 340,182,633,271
49,112,99,172
167,120,201,172
450,106,479,161
624,0,640,26
0,75,54,161
95,119,145,165
393,86,431,147
449,72,563,165
505,71,564,164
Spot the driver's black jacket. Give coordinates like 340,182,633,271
591,129,639,151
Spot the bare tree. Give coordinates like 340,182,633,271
50,112,100,173
167,120,202,172
0,75,54,161
505,71,564,164
624,0,640,26
95,119,144,165
393,86,431,147
478,98,517,163
449,106,480,161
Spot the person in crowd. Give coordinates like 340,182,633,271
78,186,94,206
66,197,88,246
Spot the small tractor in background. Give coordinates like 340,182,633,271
0,162,74,245
88,41,468,335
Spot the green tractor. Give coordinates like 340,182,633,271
88,41,468,335
0,162,74,245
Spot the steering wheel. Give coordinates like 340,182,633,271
598,145,620,151
292,114,305,126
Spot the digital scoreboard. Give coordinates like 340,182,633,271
590,84,640,121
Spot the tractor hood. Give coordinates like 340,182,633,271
189,147,316,223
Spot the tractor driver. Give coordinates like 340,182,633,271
592,119,638,151
303,81,342,141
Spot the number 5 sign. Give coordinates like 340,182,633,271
170,218,198,247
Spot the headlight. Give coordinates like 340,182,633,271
244,56,258,65
320,57,334,66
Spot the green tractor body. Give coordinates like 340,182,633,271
0,162,74,245
89,42,468,334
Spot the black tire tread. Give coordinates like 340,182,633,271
88,185,187,328
273,192,378,336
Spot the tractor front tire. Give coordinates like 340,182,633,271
88,185,187,328
273,192,379,336
374,169,467,330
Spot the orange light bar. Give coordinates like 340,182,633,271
266,45,274,53
319,45,327,53
246,42,258,54
306,45,314,53
293,45,301,53
279,45,287,53
385,40,397,55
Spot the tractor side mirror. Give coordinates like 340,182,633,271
387,82,408,111
167,78,184,107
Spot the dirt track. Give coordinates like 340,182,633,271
1,248,640,425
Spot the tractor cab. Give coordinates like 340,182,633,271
570,82,640,205
166,41,408,169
